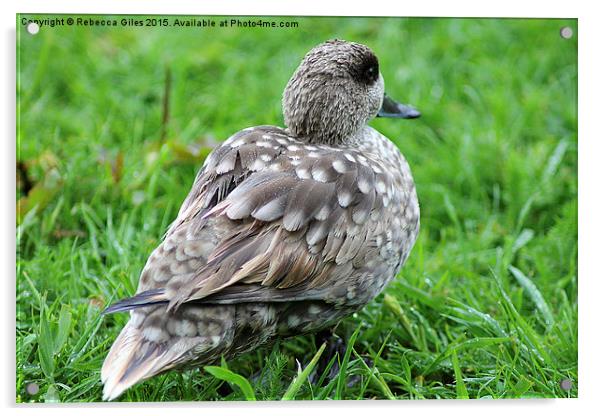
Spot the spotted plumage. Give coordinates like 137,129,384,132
101,39,420,400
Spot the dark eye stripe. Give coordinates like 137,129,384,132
360,63,379,84
350,51,379,85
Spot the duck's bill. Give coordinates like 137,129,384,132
377,94,421,119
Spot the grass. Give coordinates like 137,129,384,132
16,16,577,402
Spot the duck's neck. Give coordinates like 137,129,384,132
289,125,367,147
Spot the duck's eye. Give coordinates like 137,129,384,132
351,52,379,84
360,63,379,84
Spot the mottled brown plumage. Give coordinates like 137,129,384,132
101,39,420,400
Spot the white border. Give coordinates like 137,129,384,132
3,1,601,415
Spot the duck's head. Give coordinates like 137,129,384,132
282,39,420,145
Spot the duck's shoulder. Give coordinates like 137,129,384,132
171,125,405,235
357,127,415,187
206,125,293,161
355,127,403,166
204,125,391,184
223,125,291,145
200,127,413,230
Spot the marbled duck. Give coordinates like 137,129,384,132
101,39,420,400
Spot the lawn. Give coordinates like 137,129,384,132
16,15,577,402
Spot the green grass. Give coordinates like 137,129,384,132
16,16,577,402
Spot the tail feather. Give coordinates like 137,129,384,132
103,289,168,315
102,304,236,400
101,322,190,401
101,322,143,400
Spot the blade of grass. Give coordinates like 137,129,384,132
492,270,552,364
510,376,533,397
54,305,71,353
395,279,442,310
356,330,392,399
451,350,469,399
315,376,338,400
509,265,555,329
204,366,256,401
384,294,420,347
313,351,338,389
335,326,360,400
38,305,55,380
282,342,326,400
353,349,395,400
422,337,510,376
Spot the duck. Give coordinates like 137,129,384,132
101,39,421,400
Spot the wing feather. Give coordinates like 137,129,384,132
107,126,403,313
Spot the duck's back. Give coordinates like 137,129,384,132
101,125,419,399
164,124,419,301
